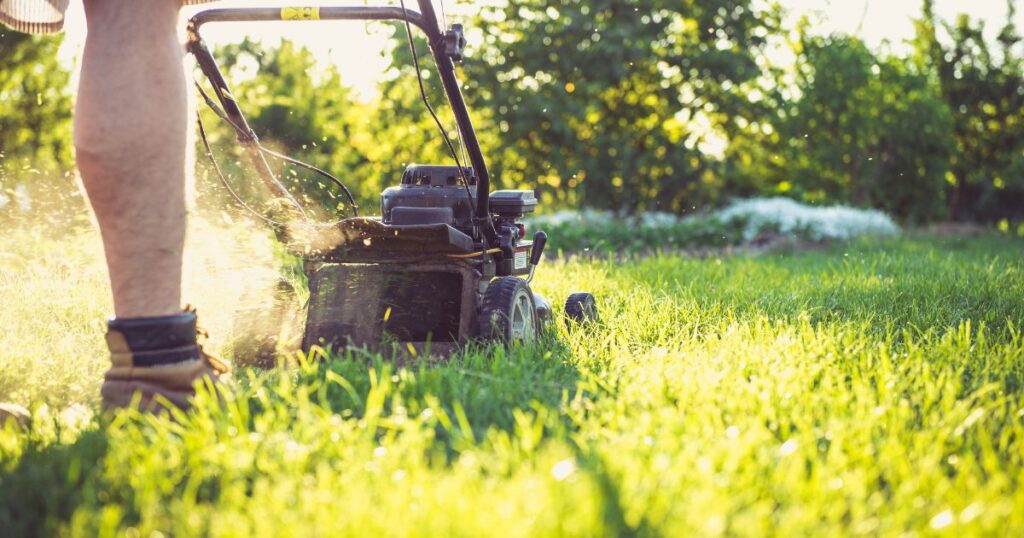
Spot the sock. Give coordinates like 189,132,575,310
107,310,201,367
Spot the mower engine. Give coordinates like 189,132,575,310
301,164,559,356
382,165,537,276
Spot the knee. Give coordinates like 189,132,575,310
73,115,130,178
74,141,128,204
73,140,115,178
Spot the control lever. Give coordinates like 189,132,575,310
526,230,547,283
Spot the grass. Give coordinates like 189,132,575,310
0,221,1022,536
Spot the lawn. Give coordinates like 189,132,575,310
1,221,1022,536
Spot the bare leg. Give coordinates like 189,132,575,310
75,0,187,318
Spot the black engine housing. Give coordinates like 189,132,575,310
381,165,477,234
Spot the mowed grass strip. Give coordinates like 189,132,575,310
0,229,1022,536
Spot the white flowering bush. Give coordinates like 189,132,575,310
526,197,900,252
526,208,745,251
715,197,901,241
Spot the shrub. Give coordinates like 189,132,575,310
527,197,900,253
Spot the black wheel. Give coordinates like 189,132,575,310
479,277,537,344
564,292,598,325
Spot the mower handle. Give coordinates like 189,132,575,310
189,6,427,32
185,2,497,245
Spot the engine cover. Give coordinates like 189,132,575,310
381,165,476,233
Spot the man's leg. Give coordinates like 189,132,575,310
75,0,227,410
75,0,186,318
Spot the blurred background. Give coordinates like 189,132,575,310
2,0,1022,232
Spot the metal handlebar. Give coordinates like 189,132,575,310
184,2,494,244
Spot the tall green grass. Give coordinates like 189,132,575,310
1,227,1022,536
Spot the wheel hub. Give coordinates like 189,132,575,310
510,290,535,341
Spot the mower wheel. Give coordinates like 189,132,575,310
564,292,598,326
479,277,537,344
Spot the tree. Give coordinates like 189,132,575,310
915,0,1024,222
368,23,468,197
198,38,378,219
198,34,468,219
0,30,74,217
420,0,783,213
725,27,954,222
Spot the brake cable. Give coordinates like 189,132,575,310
196,2,473,232
194,82,360,227
398,0,474,203
196,112,283,227
435,0,470,169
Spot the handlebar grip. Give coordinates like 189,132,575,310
530,231,547,266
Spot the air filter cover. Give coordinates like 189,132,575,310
489,190,537,217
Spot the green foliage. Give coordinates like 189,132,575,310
727,33,954,222
453,0,781,212
186,1,1024,225
4,1,1022,226
199,38,379,217
915,1,1024,222
531,214,746,253
0,30,75,217
199,32,470,219
372,24,466,187
3,230,1024,535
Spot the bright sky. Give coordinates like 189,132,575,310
55,0,1024,96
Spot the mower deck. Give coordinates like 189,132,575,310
303,258,482,355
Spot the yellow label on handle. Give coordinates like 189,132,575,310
281,7,321,20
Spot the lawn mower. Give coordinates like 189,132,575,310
186,1,597,356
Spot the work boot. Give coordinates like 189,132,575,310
101,307,230,412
